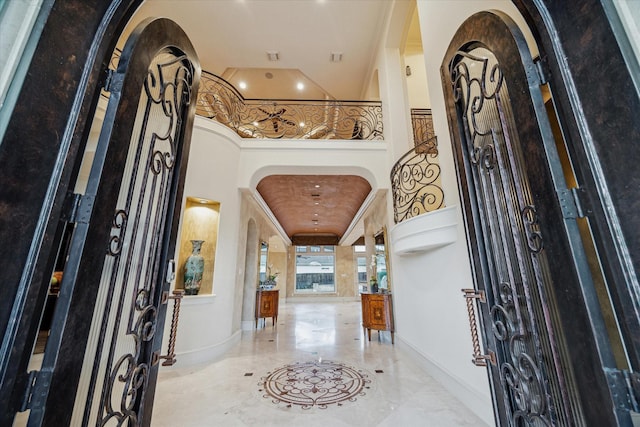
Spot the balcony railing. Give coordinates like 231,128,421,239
391,136,444,224
195,71,383,140
411,108,435,146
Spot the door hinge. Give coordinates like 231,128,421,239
534,57,549,85
605,368,640,414
20,370,38,412
20,370,52,412
103,69,123,93
62,193,94,224
557,187,586,219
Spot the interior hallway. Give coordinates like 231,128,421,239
151,301,489,426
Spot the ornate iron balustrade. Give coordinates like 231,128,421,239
195,71,383,140
391,136,444,223
411,108,435,146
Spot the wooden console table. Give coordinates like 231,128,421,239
361,292,394,344
255,289,279,327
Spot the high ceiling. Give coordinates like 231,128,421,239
127,0,405,244
128,0,393,100
257,175,372,245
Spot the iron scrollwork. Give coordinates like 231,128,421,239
390,136,444,223
450,52,504,173
195,71,383,140
108,210,128,256
450,48,559,426
521,205,544,254
76,51,195,426
490,282,550,426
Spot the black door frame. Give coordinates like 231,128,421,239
0,1,145,420
512,0,640,368
32,16,199,426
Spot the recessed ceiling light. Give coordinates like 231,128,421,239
253,121,259,126
314,202,320,205
299,122,305,127
314,213,318,216
297,82,305,91
314,184,320,188
239,81,247,89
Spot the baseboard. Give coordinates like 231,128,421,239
397,336,495,426
241,320,255,331
169,329,241,367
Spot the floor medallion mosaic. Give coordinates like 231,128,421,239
259,360,372,409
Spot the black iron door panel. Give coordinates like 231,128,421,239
23,18,200,426
442,11,630,427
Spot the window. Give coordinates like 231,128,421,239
356,255,367,293
295,246,335,293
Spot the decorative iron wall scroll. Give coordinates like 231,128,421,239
196,71,383,140
450,47,578,426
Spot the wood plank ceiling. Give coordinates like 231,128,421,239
256,175,371,245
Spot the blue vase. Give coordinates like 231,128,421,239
184,240,204,295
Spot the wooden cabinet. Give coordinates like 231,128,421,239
255,289,279,327
361,292,394,344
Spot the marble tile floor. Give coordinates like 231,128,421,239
151,301,489,427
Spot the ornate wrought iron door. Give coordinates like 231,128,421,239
24,18,200,426
442,11,631,427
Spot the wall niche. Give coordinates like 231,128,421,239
176,196,220,295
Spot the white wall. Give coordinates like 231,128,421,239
404,52,431,109
168,118,244,365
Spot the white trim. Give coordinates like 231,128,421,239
390,205,458,255
252,191,292,245
180,294,217,305
396,335,495,426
